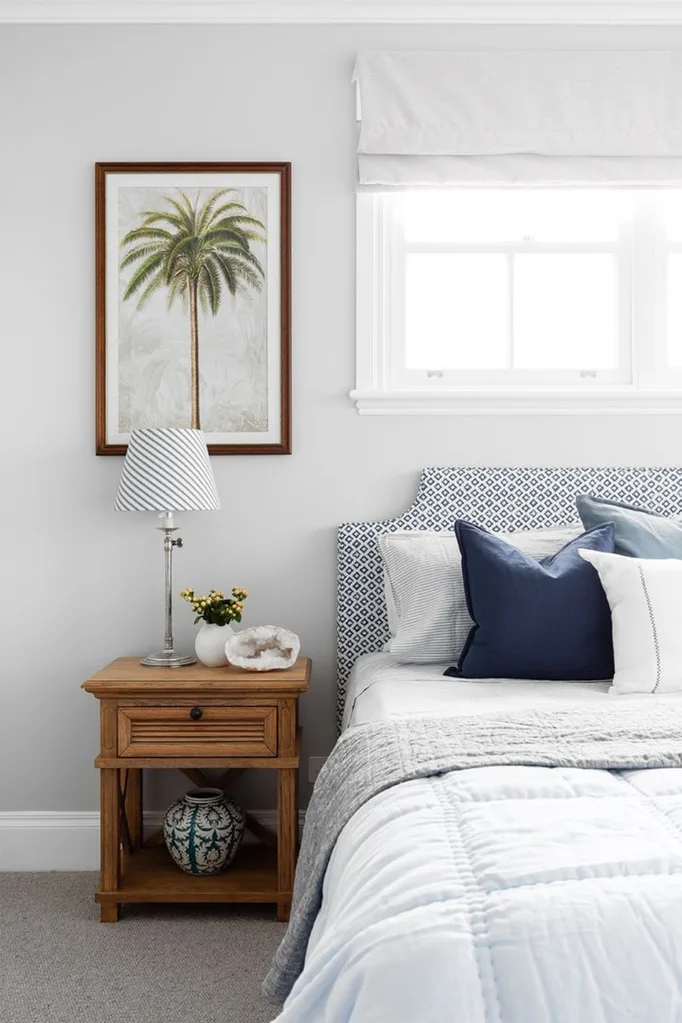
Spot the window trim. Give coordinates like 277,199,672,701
351,387,682,415
353,192,682,415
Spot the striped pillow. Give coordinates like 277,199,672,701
379,526,582,665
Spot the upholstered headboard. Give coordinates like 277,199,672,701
336,466,682,730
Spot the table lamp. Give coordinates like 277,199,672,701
114,428,221,667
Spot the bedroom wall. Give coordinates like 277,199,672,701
2,21,682,822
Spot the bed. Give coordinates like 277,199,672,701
265,467,682,1022
342,651,614,729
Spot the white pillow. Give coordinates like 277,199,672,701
579,548,682,694
379,525,582,665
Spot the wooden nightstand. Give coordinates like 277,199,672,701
82,656,310,923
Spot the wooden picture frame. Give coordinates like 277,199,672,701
96,162,291,455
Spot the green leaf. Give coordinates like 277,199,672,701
164,234,196,282
222,213,266,233
166,274,188,311
134,272,167,310
139,210,187,231
197,189,236,233
202,200,250,227
161,194,195,233
199,257,223,316
212,252,238,295
120,226,174,248
203,223,250,249
221,244,265,278
209,213,265,237
120,243,166,271
122,251,166,301
225,256,263,293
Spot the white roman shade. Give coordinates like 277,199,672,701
353,50,682,186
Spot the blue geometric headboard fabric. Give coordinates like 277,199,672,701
336,466,682,731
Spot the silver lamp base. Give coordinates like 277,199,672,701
140,511,197,669
141,650,196,668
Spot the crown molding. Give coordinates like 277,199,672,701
6,1,682,26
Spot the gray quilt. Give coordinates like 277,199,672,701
262,703,682,1004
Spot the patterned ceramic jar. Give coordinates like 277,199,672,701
163,788,245,875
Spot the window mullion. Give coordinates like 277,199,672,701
507,252,515,371
631,195,667,388
386,195,407,389
614,205,634,388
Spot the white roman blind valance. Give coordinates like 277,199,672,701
353,49,682,186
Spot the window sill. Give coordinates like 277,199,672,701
350,388,682,416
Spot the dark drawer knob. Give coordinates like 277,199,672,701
189,706,203,721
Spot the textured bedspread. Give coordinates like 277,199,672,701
264,705,682,1020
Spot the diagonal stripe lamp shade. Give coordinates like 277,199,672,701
115,429,220,513
115,429,220,668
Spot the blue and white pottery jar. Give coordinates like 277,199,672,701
163,788,245,875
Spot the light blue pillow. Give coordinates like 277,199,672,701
576,494,682,558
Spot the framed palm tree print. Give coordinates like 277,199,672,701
95,162,291,455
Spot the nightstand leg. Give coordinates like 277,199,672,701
125,769,143,852
277,768,296,922
276,903,291,923
100,903,120,923
100,768,121,922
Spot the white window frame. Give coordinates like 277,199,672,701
353,191,682,415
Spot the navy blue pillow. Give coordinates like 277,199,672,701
446,520,616,681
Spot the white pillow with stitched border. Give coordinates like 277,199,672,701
579,548,682,694
379,525,582,665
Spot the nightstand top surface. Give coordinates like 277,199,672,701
82,656,311,696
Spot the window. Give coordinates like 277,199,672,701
354,189,682,414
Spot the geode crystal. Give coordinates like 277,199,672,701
225,625,300,671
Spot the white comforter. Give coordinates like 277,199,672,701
276,763,682,1022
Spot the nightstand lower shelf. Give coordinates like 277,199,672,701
96,844,279,905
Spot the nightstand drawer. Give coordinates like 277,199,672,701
117,706,278,757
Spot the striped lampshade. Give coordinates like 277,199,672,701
114,429,221,512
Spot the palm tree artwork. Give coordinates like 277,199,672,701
119,188,266,430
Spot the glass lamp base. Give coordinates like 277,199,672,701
141,650,196,668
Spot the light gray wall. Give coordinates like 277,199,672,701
2,22,682,813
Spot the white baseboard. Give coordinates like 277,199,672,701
0,810,305,871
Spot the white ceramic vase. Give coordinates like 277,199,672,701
195,622,233,667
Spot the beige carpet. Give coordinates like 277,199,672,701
0,873,286,1023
